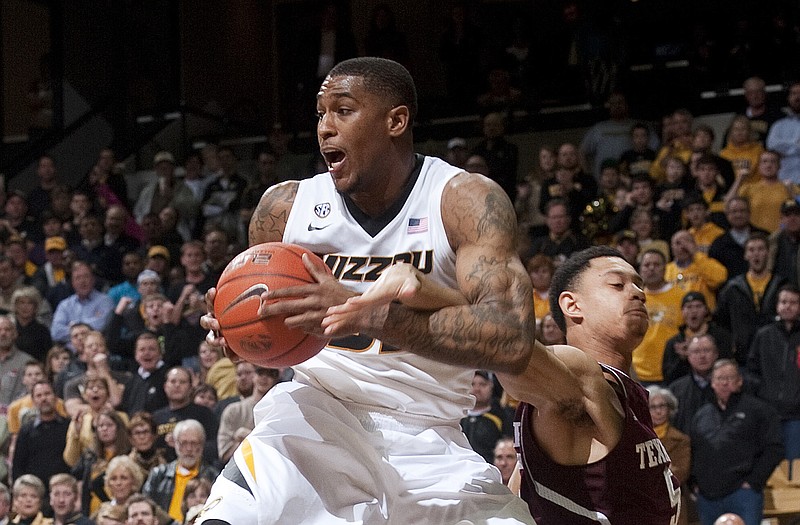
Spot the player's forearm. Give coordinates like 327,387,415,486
375,301,534,373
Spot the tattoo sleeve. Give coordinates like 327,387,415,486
248,181,298,245
371,174,535,373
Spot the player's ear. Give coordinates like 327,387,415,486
558,291,583,325
387,105,410,137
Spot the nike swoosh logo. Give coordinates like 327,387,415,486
308,224,331,231
219,284,269,319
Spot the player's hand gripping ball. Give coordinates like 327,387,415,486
213,242,331,367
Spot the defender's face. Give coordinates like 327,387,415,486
569,257,648,343
317,75,394,196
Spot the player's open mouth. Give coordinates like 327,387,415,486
322,149,346,172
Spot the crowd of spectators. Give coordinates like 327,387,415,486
5,20,800,519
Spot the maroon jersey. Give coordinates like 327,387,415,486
515,364,680,525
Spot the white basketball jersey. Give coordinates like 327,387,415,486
283,155,474,421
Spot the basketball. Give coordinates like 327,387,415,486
213,242,331,368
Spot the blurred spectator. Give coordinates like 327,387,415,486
239,150,280,244
53,323,90,394
192,384,217,413
180,477,211,525
655,156,692,219
581,93,658,179
663,292,733,384
204,356,235,402
689,359,783,525
611,175,677,240
10,287,51,361
632,249,684,386
12,381,70,489
181,152,215,204
199,147,248,239
471,113,519,200
720,116,764,186
10,475,49,525
102,455,144,509
646,386,691,525
201,228,230,284
166,242,214,306
528,199,590,266
464,154,489,176
50,261,114,347
445,138,470,169
493,436,516,485
63,189,93,246
70,214,114,284
666,230,728,310
518,145,556,235
613,230,639,268
27,155,60,222
44,345,70,385
0,315,34,413
215,361,256,418
735,150,796,234
143,419,219,523
538,312,566,345
769,199,800,287
689,124,736,188
746,283,800,476
526,254,554,329
62,372,127,467
684,195,724,254
102,205,141,285
629,208,670,262
133,152,197,242
120,333,168,417
60,332,126,418
709,198,768,278
107,252,146,305
126,412,168,479
715,232,784,365
49,472,93,525
7,361,66,437
690,154,728,228
766,82,800,185
217,367,279,464
151,367,217,464
195,341,222,387
620,123,657,178
1,192,38,244
650,109,693,183
29,236,69,306
667,333,718,433
741,77,784,145
460,370,512,464
70,408,131,515
146,245,172,285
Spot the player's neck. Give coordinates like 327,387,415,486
566,330,631,371
349,152,418,217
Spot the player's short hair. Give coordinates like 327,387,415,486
328,57,418,126
549,246,625,332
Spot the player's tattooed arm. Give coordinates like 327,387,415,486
377,173,535,373
248,181,298,245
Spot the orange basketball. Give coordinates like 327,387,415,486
213,242,331,368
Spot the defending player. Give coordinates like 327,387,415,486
328,246,681,524
197,58,536,524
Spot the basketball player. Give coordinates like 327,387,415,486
197,57,536,524
328,246,681,524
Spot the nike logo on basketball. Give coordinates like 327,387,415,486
219,284,269,318
308,224,330,231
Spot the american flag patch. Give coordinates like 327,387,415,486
407,217,428,234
